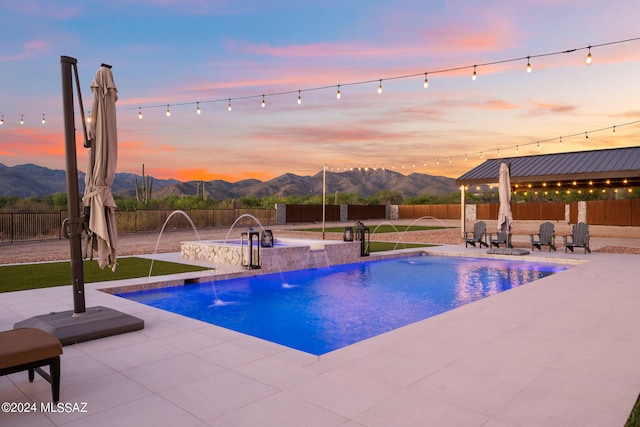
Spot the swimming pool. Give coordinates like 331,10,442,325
116,255,569,355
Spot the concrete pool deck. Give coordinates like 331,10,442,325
1,225,640,426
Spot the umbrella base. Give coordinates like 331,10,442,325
14,306,144,346
486,248,530,256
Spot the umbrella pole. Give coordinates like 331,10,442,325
60,55,86,315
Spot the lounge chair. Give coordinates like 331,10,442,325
489,231,512,248
0,328,63,402
563,222,591,253
530,221,556,251
465,221,488,248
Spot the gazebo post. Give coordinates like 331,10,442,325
460,184,466,239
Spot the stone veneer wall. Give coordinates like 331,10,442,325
181,239,361,274
275,203,287,225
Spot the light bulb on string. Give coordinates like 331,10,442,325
196,102,201,115
87,111,91,124
497,148,500,157
537,141,541,150
612,125,616,135
20,114,24,125
559,136,562,146
586,46,592,65
0,115,3,125
165,105,171,117
41,113,45,124
336,85,341,99
261,95,266,108
526,56,532,73
472,65,477,81
423,160,427,167
464,153,467,161
423,73,429,88
480,152,483,159
436,157,440,165
516,145,519,153
449,156,452,164
227,98,232,111
297,90,302,105
138,107,143,120
377,79,383,94
585,131,589,139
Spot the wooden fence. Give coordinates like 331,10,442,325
1,200,638,243
0,209,276,243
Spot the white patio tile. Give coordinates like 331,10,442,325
90,339,183,371
212,391,348,426
61,394,202,427
122,353,225,393
354,387,489,427
159,370,277,421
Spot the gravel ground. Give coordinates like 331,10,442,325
1,220,639,265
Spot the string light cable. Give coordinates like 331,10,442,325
3,36,639,123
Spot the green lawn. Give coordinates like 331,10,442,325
0,257,208,293
295,225,449,233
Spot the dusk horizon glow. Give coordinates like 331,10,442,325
2,1,640,183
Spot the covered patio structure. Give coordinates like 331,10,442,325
456,146,640,236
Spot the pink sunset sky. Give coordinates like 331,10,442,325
1,0,640,183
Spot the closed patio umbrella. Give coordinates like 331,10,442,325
83,64,118,271
497,162,513,235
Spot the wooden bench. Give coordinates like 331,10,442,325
0,328,63,402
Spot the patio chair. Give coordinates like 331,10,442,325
0,328,63,402
489,231,512,248
563,222,591,253
465,221,488,248
530,221,556,251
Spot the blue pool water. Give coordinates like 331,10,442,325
117,255,569,355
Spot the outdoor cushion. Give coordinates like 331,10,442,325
0,328,63,402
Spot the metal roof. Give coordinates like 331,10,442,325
456,146,640,188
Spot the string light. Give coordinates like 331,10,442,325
138,107,143,119
480,152,483,159
227,98,232,111
41,114,45,124
537,141,541,150
464,153,467,161
7,37,640,124
87,110,91,123
0,115,3,125
165,105,171,117
297,90,302,105
261,95,266,108
377,79,383,94
585,131,588,139
196,102,201,114
423,73,429,88
449,156,452,164
559,136,562,146
472,65,477,81
612,125,616,135
516,145,519,153
497,148,501,157
526,56,532,73
20,114,24,125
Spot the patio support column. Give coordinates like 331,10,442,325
460,185,465,239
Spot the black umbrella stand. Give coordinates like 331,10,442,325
14,56,144,345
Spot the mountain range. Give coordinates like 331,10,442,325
0,163,459,199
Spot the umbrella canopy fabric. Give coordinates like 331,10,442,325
83,65,118,271
497,162,513,233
